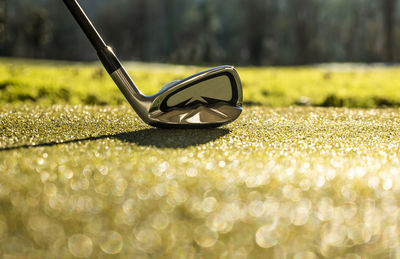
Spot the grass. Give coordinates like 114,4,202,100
2,58,400,107
2,105,400,258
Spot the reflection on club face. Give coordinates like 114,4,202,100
149,66,243,128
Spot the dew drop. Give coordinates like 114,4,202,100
135,229,162,252
151,213,170,231
99,231,123,255
68,234,93,258
255,226,277,248
194,225,218,248
202,197,218,213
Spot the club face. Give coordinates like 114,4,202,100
148,66,243,128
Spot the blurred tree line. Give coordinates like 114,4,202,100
0,0,399,65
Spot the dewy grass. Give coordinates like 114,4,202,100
2,58,400,107
1,105,400,257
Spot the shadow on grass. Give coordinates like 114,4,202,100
0,128,230,151
116,128,230,148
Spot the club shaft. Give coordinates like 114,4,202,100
63,0,121,73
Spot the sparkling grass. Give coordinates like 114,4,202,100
1,105,400,258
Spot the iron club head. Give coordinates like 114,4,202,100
111,65,242,128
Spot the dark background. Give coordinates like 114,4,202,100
0,0,399,65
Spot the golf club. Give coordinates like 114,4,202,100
63,0,243,128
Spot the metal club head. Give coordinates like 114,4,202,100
111,65,243,128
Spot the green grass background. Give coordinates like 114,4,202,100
2,58,400,108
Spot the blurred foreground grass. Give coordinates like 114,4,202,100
2,105,400,258
2,58,400,107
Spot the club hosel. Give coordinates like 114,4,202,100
97,46,152,121
109,67,153,123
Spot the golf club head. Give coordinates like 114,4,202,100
147,66,243,128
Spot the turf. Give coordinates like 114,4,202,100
2,58,400,107
1,105,400,258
